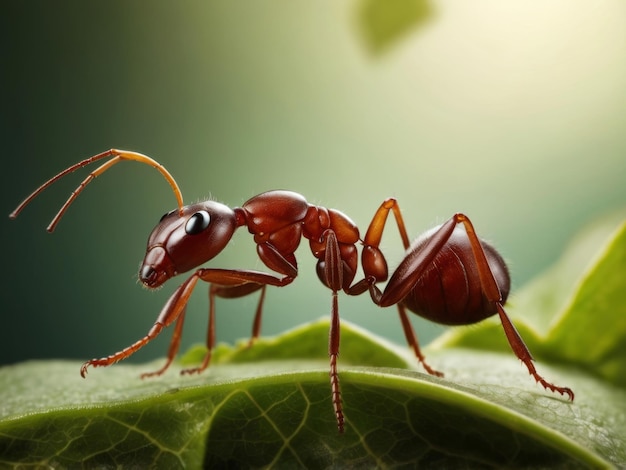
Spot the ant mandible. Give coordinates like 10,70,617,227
10,149,574,434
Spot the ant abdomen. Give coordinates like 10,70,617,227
401,227,511,325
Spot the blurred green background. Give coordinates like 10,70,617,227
2,1,625,367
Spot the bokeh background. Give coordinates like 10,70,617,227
2,1,625,367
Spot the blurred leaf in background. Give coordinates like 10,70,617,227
356,0,434,55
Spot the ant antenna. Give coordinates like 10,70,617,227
9,149,185,232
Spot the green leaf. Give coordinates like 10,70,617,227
1,321,624,468
2,213,625,468
180,319,412,369
433,211,626,388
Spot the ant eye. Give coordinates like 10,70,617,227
159,209,176,222
185,210,211,235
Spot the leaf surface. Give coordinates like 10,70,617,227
1,322,624,468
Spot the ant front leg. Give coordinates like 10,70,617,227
81,273,201,377
80,269,292,378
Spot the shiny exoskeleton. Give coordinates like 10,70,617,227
10,149,574,434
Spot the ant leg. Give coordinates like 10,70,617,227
322,229,345,433
141,306,188,378
454,214,574,400
329,292,344,433
195,268,295,287
80,321,165,378
81,268,290,378
379,213,573,399
249,285,267,346
358,198,411,287
208,283,267,347
177,268,293,375
319,229,346,433
196,238,296,351
496,303,574,400
363,197,410,249
353,198,443,376
378,216,459,307
180,285,218,376
397,305,443,377
347,277,442,377
80,272,200,377
181,282,266,375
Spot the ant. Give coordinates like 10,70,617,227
10,149,574,434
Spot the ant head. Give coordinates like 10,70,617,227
139,201,238,288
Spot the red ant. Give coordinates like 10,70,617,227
10,149,574,434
